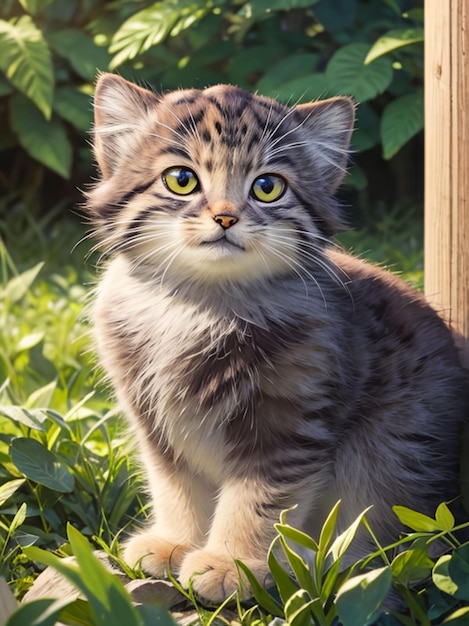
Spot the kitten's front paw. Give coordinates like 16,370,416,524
178,549,270,605
123,530,192,577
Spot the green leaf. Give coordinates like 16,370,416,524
229,44,281,88
381,90,423,159
315,500,340,587
275,524,319,552
0,406,48,431
383,0,402,13
346,165,367,190
26,527,144,626
318,500,341,557
0,16,53,119
9,93,72,178
284,589,316,626
443,607,469,623
267,538,300,605
326,42,393,102
15,331,44,353
10,502,27,533
435,502,455,532
0,74,14,96
352,103,380,152
236,560,284,617
268,74,330,105
279,535,315,594
256,54,319,93
109,2,191,69
365,28,424,64
136,603,177,625
329,506,372,560
26,381,57,410
433,545,469,601
66,524,143,626
314,0,357,32
391,548,434,585
18,0,55,14
1,261,44,302
0,479,25,507
47,30,110,81
53,87,93,132
10,437,75,493
5,597,72,626
393,504,440,532
320,557,343,602
240,0,317,14
54,598,95,626
335,566,392,626
23,546,86,594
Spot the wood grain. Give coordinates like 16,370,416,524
424,0,469,367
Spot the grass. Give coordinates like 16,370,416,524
1,209,468,625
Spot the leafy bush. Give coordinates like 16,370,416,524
0,242,144,596
240,503,469,625
4,525,175,626
3,502,469,625
0,0,423,224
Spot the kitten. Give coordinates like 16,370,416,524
87,73,467,605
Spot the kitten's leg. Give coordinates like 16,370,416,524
178,478,314,604
124,462,212,577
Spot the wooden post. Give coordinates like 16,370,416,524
424,0,469,368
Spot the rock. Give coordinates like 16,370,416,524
22,556,82,604
125,578,188,609
21,552,240,625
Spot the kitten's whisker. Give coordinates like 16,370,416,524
259,102,276,145
184,104,204,150
130,241,181,275
271,226,346,252
267,141,311,157
154,243,187,287
152,119,188,142
259,241,329,307
158,101,203,150
249,240,278,281
262,105,299,149
147,131,185,148
267,232,351,297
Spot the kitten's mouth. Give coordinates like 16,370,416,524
200,235,245,252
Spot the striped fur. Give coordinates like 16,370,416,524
87,74,467,605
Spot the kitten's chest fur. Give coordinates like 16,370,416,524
94,255,344,476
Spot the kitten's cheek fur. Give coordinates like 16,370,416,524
123,531,192,577
178,550,271,604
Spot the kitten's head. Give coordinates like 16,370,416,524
87,73,354,284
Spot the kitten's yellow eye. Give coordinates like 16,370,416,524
251,174,286,203
163,167,200,195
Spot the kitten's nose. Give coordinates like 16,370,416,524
213,214,238,229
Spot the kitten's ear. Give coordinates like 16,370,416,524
93,73,160,178
294,97,355,192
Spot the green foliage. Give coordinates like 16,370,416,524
4,525,176,625
0,244,145,595
365,27,424,64
0,0,423,220
239,502,469,625
0,14,53,118
380,88,423,159
325,43,393,102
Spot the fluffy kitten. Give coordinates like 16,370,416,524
87,73,467,604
